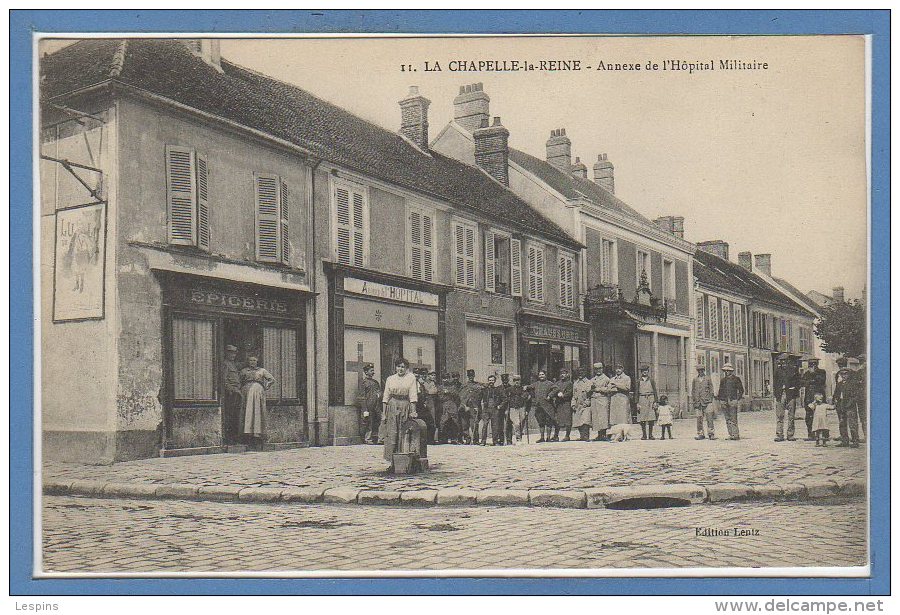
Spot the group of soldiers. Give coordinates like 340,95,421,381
359,360,668,446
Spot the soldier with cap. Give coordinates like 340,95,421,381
360,363,383,445
800,358,827,440
717,362,744,440
222,344,243,443
692,364,716,440
437,372,462,444
553,368,575,441
458,369,482,445
832,357,861,447
635,364,659,440
500,373,513,444
773,353,800,442
608,363,632,427
572,367,595,441
479,374,507,445
527,370,558,443
506,375,530,444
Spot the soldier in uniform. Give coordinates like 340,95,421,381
855,354,867,442
773,353,800,442
800,358,827,441
692,365,716,440
506,375,530,445
832,358,861,448
360,363,383,444
437,372,462,444
608,364,632,427
222,344,243,444
571,367,595,441
717,362,744,440
480,374,507,445
635,365,659,440
458,369,483,445
553,368,574,441
500,373,513,445
528,370,558,443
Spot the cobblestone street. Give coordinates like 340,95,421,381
44,411,866,492
41,495,867,573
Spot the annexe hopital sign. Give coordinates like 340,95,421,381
344,276,439,307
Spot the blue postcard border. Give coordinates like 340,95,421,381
10,9,890,596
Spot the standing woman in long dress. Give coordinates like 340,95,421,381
382,357,418,464
240,355,275,450
608,363,632,426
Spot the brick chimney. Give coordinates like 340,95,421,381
697,240,730,261
754,253,772,276
399,86,431,150
738,251,753,271
453,83,490,133
654,216,675,233
593,153,615,194
182,39,222,72
546,129,572,171
571,157,588,179
474,116,510,186
832,286,845,303
673,217,684,239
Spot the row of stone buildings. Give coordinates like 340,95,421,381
40,39,820,462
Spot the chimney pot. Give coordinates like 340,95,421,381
473,114,510,186
399,85,431,150
697,240,730,261
738,251,753,271
593,152,615,193
754,253,772,276
546,127,573,171
493,116,501,126
453,82,491,132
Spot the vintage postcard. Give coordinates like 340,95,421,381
34,30,874,583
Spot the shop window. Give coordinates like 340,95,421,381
262,326,298,401
527,243,545,302
452,221,477,289
165,145,210,252
333,181,367,267
172,316,216,401
558,250,575,309
254,173,290,265
408,207,434,282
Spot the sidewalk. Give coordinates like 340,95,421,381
44,410,867,508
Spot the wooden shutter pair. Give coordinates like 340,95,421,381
527,244,545,302
334,184,366,267
166,145,210,251
409,209,434,282
452,222,476,289
484,230,523,296
254,174,290,265
559,252,574,308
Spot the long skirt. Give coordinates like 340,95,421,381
591,396,611,431
610,393,631,425
637,394,657,422
382,397,412,462
242,382,267,436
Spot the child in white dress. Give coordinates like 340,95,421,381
656,395,675,440
807,392,833,447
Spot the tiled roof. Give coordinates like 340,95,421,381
693,249,815,316
774,277,822,315
507,148,653,224
41,39,580,249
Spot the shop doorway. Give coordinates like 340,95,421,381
221,319,262,445
380,331,403,381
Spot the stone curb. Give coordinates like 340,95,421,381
45,479,867,509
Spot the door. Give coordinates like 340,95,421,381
466,325,507,381
380,331,403,384
343,328,381,407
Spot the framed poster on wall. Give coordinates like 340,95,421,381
53,202,106,321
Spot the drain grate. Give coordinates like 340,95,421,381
605,496,691,510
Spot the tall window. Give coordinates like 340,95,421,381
452,221,477,289
601,238,617,285
172,317,215,401
636,249,651,288
527,243,545,302
254,173,290,265
558,251,575,309
333,181,367,267
696,293,706,338
799,326,811,353
708,295,720,340
484,231,521,296
779,318,789,352
662,259,676,306
735,355,746,381
733,303,745,345
166,145,210,252
263,326,298,400
408,206,435,282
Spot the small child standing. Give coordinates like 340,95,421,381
807,392,833,446
656,395,674,440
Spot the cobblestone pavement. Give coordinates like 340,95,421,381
41,495,867,573
44,411,866,492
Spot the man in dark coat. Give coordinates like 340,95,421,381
480,374,507,445
832,358,861,447
360,363,383,444
717,362,744,440
800,358,827,440
458,369,482,445
500,373,513,445
437,372,462,444
773,353,800,442
553,369,574,441
855,354,867,442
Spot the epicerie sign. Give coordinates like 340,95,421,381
344,277,439,307
188,289,289,314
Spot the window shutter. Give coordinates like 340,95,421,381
721,300,731,342
453,223,465,286
166,145,196,246
196,155,210,252
528,245,545,302
280,179,290,265
535,246,545,302
352,191,365,267
422,211,433,282
484,230,496,293
601,240,612,285
708,296,719,340
696,294,705,338
510,238,523,297
559,252,574,308
465,225,475,288
409,209,423,280
335,185,352,265
255,173,280,263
